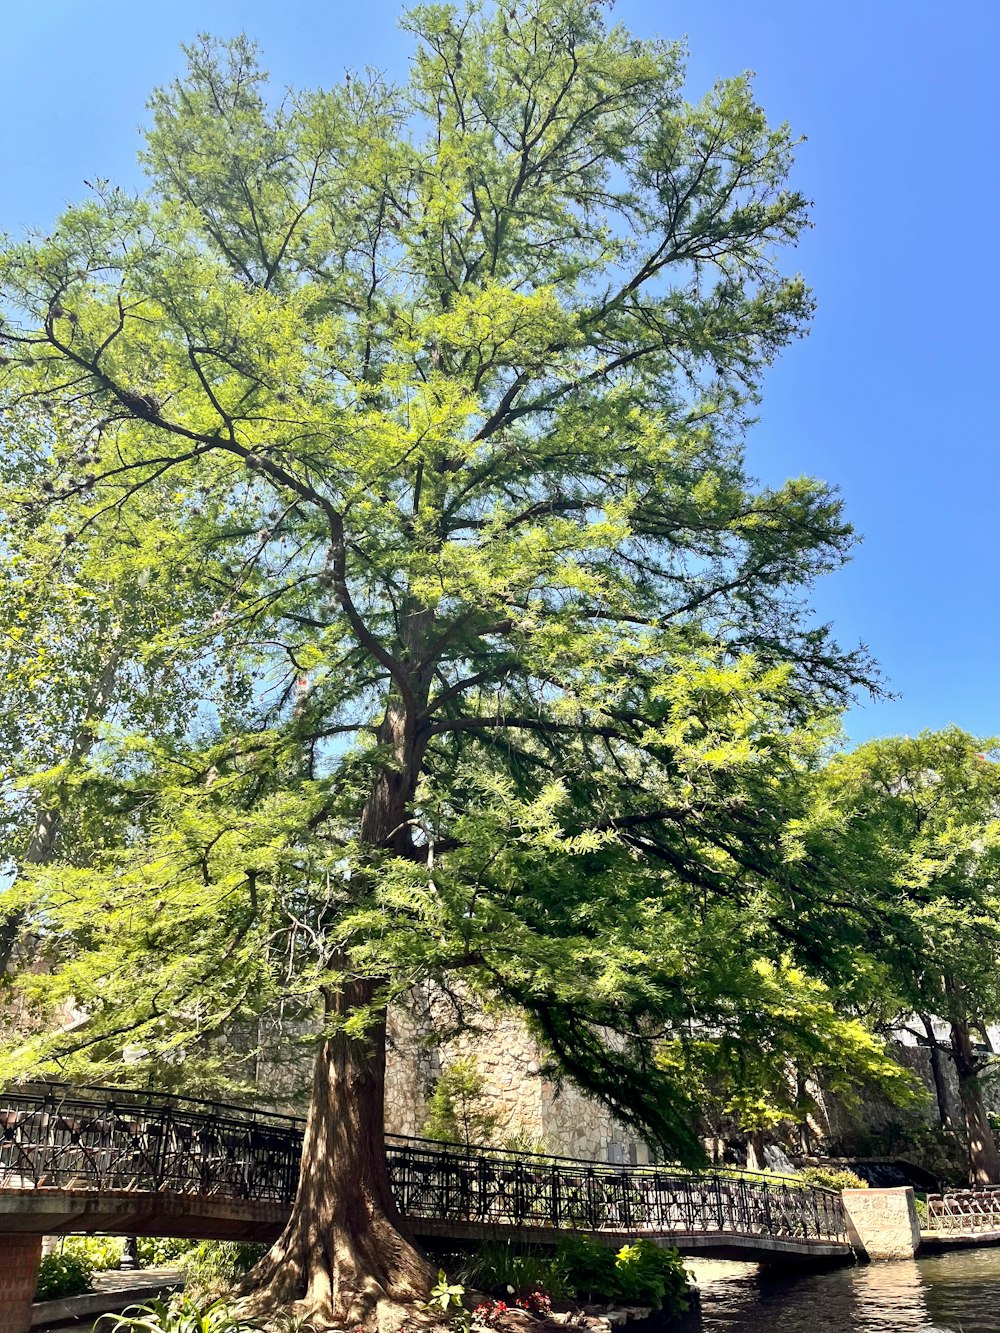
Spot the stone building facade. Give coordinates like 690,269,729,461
383,992,651,1164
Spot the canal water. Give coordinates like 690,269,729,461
696,1250,1000,1330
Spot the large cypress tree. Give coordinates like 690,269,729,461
0,3,883,1322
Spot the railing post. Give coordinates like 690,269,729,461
761,1180,773,1237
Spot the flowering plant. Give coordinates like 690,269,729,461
515,1291,552,1316
472,1299,509,1329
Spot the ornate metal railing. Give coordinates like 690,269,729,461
0,1084,302,1203
387,1137,849,1243
0,1084,848,1246
926,1188,1000,1232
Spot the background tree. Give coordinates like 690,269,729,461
422,1056,500,1147
0,2,883,1323
817,728,1000,1184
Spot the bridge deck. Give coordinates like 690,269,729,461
0,1084,852,1264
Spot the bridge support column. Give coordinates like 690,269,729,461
0,1234,42,1333
842,1187,921,1260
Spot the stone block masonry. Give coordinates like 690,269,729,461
841,1187,921,1260
0,1235,42,1333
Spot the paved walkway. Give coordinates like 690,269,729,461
31,1266,183,1329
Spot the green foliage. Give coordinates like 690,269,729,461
181,1242,266,1292
550,1235,688,1311
138,1237,199,1267
0,0,888,1165
423,1056,501,1147
60,1234,125,1272
813,728,1000,1176
613,1241,689,1310
551,1235,617,1303
799,1166,868,1191
95,1297,262,1333
34,1251,93,1300
458,1242,564,1299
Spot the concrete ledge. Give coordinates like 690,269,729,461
920,1227,1000,1253
31,1271,183,1328
0,1188,286,1242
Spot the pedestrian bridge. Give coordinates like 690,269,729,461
0,1084,851,1264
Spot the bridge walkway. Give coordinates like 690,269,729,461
0,1084,852,1265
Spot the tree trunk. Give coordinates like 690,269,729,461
244,981,433,1327
950,1017,1000,1184
920,1014,952,1128
746,1129,766,1172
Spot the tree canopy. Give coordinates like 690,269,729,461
813,728,1000,1181
0,2,898,1320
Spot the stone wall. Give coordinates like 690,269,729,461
841,1187,921,1260
384,993,649,1163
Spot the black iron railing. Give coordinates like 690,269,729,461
0,1083,848,1245
0,1083,302,1203
388,1137,848,1243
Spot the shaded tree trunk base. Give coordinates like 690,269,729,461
238,1004,435,1329
241,1211,434,1329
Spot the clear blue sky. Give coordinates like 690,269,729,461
2,1,997,744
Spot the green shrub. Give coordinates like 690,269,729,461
95,1296,262,1333
137,1237,198,1267
549,1235,689,1313
613,1240,688,1311
914,1194,929,1226
181,1242,266,1293
35,1252,94,1300
800,1166,869,1191
552,1234,619,1302
60,1235,125,1272
459,1241,564,1298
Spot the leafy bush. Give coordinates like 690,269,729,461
459,1236,690,1315
181,1242,266,1292
914,1194,929,1226
60,1234,125,1272
552,1235,689,1312
138,1237,198,1267
800,1166,869,1191
35,1252,94,1300
613,1241,688,1310
552,1235,618,1302
458,1241,563,1298
95,1296,262,1333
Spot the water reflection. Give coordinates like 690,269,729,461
697,1248,1000,1331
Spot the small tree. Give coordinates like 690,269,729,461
423,1056,500,1147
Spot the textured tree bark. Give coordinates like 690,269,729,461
244,984,433,1326
920,1014,953,1129
950,1017,1000,1184
745,1129,766,1172
245,698,434,1326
